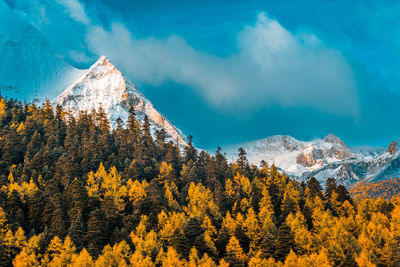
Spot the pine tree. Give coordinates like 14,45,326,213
260,231,276,259
85,209,108,257
169,228,188,258
336,185,352,203
50,207,67,238
165,143,181,178
184,135,198,164
65,178,88,221
67,213,86,251
325,178,337,200
237,147,249,176
184,217,204,248
24,130,41,164
179,160,197,187
274,224,295,262
155,129,167,157
127,107,139,142
26,190,45,233
6,190,26,230
305,177,323,200
215,227,230,258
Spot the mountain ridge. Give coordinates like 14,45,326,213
221,134,398,186
55,55,189,147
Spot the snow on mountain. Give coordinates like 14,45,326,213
349,145,385,160
0,4,188,146
55,56,188,147
223,134,355,173
222,134,400,186
0,2,83,101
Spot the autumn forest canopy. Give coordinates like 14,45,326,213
0,97,400,266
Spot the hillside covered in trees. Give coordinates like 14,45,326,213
350,178,400,200
0,97,400,266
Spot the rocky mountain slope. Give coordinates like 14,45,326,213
222,134,399,186
55,56,188,146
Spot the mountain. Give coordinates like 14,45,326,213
55,56,188,146
222,134,399,186
0,1,83,101
0,3,188,146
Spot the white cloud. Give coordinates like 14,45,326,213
67,49,92,63
85,13,359,116
4,0,359,116
54,0,90,25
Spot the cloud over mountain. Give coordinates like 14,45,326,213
85,13,359,116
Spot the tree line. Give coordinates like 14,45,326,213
0,97,399,266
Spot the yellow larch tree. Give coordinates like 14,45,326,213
157,211,186,243
127,179,147,206
357,212,391,266
70,248,94,267
86,163,128,211
244,208,262,250
13,234,44,267
286,211,314,255
95,241,131,267
131,215,160,259
158,247,186,267
225,236,247,266
184,182,220,220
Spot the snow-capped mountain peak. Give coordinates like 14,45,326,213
323,133,345,146
221,134,400,186
55,56,188,147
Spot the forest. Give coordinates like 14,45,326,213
350,178,400,200
0,97,399,266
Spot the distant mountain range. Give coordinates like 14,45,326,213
1,3,400,187
222,135,400,186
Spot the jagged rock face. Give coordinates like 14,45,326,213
387,141,398,155
296,145,324,167
56,56,188,147
324,133,345,146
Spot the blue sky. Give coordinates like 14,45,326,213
3,0,400,148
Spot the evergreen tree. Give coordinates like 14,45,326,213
127,107,139,142
184,135,197,163
184,217,204,248
274,224,294,262
325,177,337,199
165,142,181,178
26,190,46,233
305,177,323,199
68,213,86,251
260,232,276,259
237,147,249,176
85,209,108,257
6,190,25,230
65,178,88,221
169,228,187,258
336,185,352,203
155,129,167,157
24,130,41,164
